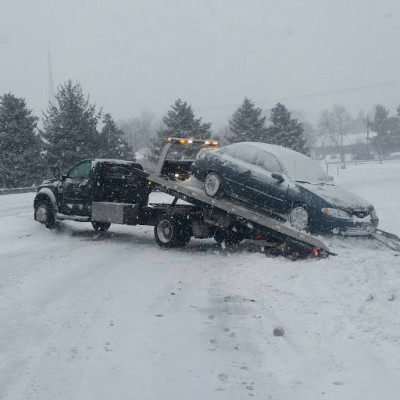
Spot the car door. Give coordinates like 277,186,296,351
247,150,289,214
59,160,93,216
219,144,259,199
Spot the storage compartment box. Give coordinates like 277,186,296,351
91,202,140,225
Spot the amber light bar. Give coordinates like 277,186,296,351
167,137,219,146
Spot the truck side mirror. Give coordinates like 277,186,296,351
271,172,285,183
52,166,61,178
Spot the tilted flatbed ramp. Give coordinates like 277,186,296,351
141,170,331,255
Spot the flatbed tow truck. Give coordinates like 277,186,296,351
34,138,400,259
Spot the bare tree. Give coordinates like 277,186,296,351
319,105,352,164
119,111,158,153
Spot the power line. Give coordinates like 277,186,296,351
197,80,400,111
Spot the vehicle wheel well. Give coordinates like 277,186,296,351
34,193,53,208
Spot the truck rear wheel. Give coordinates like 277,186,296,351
154,214,191,248
213,228,244,245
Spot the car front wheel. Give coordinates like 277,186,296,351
289,206,309,231
204,172,223,197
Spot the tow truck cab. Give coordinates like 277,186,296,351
34,159,150,219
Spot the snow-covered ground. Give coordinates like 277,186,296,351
1,161,400,400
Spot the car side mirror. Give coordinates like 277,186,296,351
52,166,61,178
271,172,285,183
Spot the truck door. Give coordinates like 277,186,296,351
59,160,93,216
94,162,149,208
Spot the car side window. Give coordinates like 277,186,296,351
256,151,283,173
225,145,240,158
225,145,259,165
68,161,92,179
237,145,259,165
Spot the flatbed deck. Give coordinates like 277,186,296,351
130,164,331,255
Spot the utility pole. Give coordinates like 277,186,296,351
366,116,370,160
47,45,55,104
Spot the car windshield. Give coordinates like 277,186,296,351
279,152,333,184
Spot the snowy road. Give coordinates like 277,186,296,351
1,162,400,400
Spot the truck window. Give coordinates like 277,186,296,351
101,164,139,181
68,161,92,179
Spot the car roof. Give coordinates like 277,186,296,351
230,142,307,159
231,142,303,158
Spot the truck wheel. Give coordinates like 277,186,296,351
154,214,191,248
34,199,55,229
204,172,223,198
213,228,244,245
91,221,111,232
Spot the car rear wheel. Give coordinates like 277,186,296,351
91,221,111,232
289,206,309,231
204,172,223,198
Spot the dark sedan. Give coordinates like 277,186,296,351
191,142,379,235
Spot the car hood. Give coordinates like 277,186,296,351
296,182,373,210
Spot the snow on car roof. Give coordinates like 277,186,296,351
229,142,331,183
241,142,303,158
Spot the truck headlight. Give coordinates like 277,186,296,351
321,208,350,219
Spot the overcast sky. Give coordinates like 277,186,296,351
1,0,400,129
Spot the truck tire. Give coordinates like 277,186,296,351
34,198,55,229
91,221,111,232
154,214,192,248
213,228,244,245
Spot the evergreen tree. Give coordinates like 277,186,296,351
0,93,43,188
265,103,308,154
369,105,389,136
41,80,101,170
98,113,135,160
150,99,212,160
369,105,400,155
228,98,267,143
